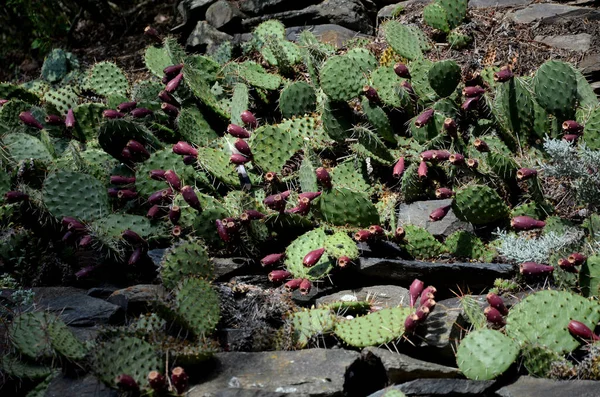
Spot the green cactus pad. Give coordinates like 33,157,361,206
0,84,39,104
92,214,163,240
445,231,494,261
317,188,379,227
400,225,447,259
236,61,282,91
196,146,241,187
401,162,427,203
580,255,600,298
370,66,410,109
409,59,438,103
291,308,337,349
495,77,536,141
48,317,87,360
98,119,160,159
279,81,317,118
423,2,450,33
460,295,487,330
3,133,53,162
41,49,68,83
94,336,162,386
230,83,249,126
384,20,424,60
160,240,214,289
522,343,565,378
322,99,353,142
447,30,472,49
362,97,394,143
299,150,320,193
9,312,53,359
143,45,173,78
324,231,359,261
452,185,509,225
331,159,371,193
135,148,197,197
254,20,286,41
533,60,577,120
0,356,52,380
85,61,129,97
334,307,412,347
43,170,109,221
320,55,368,102
583,107,600,150
439,0,468,28
177,106,218,146
345,48,378,74
44,86,78,115
351,126,395,165
284,227,333,280
250,125,303,173
175,277,221,336
456,329,520,380
72,103,106,141
428,60,461,98
505,290,600,354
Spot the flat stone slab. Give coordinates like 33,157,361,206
397,199,473,237
496,376,600,397
107,284,166,313
534,33,592,52
187,349,360,396
468,0,531,8
508,4,600,24
46,374,117,397
316,285,410,309
369,379,496,396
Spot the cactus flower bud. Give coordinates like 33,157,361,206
520,262,554,276
393,157,405,178
511,215,545,231
268,270,292,282
261,253,285,267
227,124,251,138
393,62,411,78
173,141,198,157
414,109,434,128
409,279,425,308
429,205,451,222
484,306,505,326
240,110,258,128
303,248,325,267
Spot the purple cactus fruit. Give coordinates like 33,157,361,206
223,217,241,234
299,279,312,295
79,235,93,248
414,108,434,128
443,118,457,137
486,293,508,315
107,188,120,197
261,253,285,267
338,256,351,268
66,219,86,232
401,80,414,95
180,185,201,211
128,247,145,265
409,279,425,308
240,110,258,128
429,205,451,222
461,96,480,111
484,306,505,326
265,171,278,183
148,371,167,392
303,248,325,267
116,374,139,392
227,124,251,138
415,306,430,321
511,215,545,231
516,168,537,181
110,175,136,185
354,229,371,242
169,205,181,225
568,252,586,265
568,320,600,341
285,278,303,291
418,161,428,179
164,170,181,191
120,147,133,161
315,167,332,188
165,73,183,93
395,226,406,240
473,139,489,152
435,188,454,199
422,298,436,311
131,107,153,118
369,225,385,237
149,169,167,181
240,209,266,222
563,134,579,143
363,85,380,103
173,224,183,237
393,62,411,78
494,67,514,82
45,114,63,125
163,64,184,77
264,191,290,212
562,120,584,134
102,109,125,119
467,158,478,169
122,229,145,245
558,258,578,273
144,25,162,42
148,188,173,205
299,192,322,201
420,286,437,303
215,219,230,242
76,265,98,278
64,108,75,128
146,205,162,219
230,153,250,165
182,155,196,165
404,314,420,333
449,153,465,165
161,102,179,117
286,197,311,215
158,90,179,106
4,191,29,203
171,367,189,395
19,111,43,129
173,141,198,157
268,269,292,282
117,189,138,200
420,150,436,162
0,99,8,106
62,230,75,243
234,139,252,157
117,101,137,113
432,150,451,162
393,157,405,178
520,262,554,276
463,85,486,97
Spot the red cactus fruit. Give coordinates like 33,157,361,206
149,169,167,181
172,225,182,237
486,293,508,315
338,256,351,268
4,191,29,203
227,124,251,138
122,229,145,245
409,279,425,308
516,168,537,181
520,262,554,276
287,197,311,215
76,265,98,278
146,205,162,219
0,99,8,106
265,171,278,183
395,226,406,240
126,140,150,159
19,111,44,129
562,120,584,134
223,217,241,234
62,109,75,129
240,110,258,128
563,134,579,142
415,306,430,321
511,215,545,231
45,114,63,125
171,367,189,395
404,314,420,333
144,25,162,42
484,306,505,326
110,175,135,185
163,64,184,77
234,139,252,157
393,157,405,178
169,205,181,225
467,158,479,169
463,85,486,97
285,278,303,291
299,279,312,295
78,235,93,248
303,248,325,267
299,192,322,201
429,205,451,222
158,90,179,106
131,107,153,118
473,139,489,152
420,150,436,161
568,252,586,265
449,153,465,165
215,219,230,242
363,85,380,103
420,286,437,303
354,229,371,242
369,225,385,237
165,73,183,93
393,62,411,78
103,109,125,119
240,209,266,222
418,161,428,179
181,185,201,211
230,153,250,165
117,101,137,113
568,320,600,341
493,67,513,82
107,188,119,197
461,96,480,111
264,191,290,212
558,258,578,273
148,371,167,392
268,270,292,282
173,141,198,157
62,231,75,243
432,150,451,162
443,118,457,137
116,374,139,392
422,298,436,311
62,216,80,228
316,167,332,188
261,253,285,267
128,247,144,265
161,102,179,117
117,189,138,200
164,170,181,191
414,108,434,128
182,155,196,165
435,188,454,199
401,80,414,94
148,188,173,205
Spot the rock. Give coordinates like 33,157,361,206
45,374,117,397
238,0,321,15
87,287,117,299
362,347,460,383
508,4,600,24
285,24,370,48
147,248,166,267
107,284,166,313
174,0,218,33
187,349,368,396
397,199,473,238
209,391,288,397
213,257,252,280
357,258,514,291
534,33,592,52
496,376,600,397
187,21,234,53
378,1,429,21
316,285,410,309
35,287,124,326
579,53,600,76
206,0,246,31
368,379,496,396
468,0,531,8
291,281,337,305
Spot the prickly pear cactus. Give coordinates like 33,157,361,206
452,185,509,225
175,277,221,336
160,241,214,289
334,307,412,347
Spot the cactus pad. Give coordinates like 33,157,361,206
250,125,303,173
279,81,317,118
533,60,577,120
334,307,412,347
428,60,461,98
85,61,129,97
400,225,447,259
290,308,337,348
456,329,520,380
175,277,221,336
317,188,379,227
320,55,368,102
384,21,423,60
160,240,213,289
452,185,509,225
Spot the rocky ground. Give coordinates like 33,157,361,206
2,0,600,396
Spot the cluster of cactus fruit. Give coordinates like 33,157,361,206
2,2,600,391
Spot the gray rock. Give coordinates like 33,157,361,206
213,257,252,280
45,374,117,397
579,53,600,76
378,1,429,21
468,0,531,8
285,24,370,48
316,285,410,309
238,0,321,16
35,287,123,326
534,33,592,52
508,4,600,24
357,257,514,291
369,379,496,396
107,284,166,313
496,376,600,397
206,0,246,31
397,199,473,237
211,391,288,397
187,349,361,396
174,0,218,33
87,287,117,299
147,248,166,267
363,347,460,383
187,21,234,53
